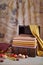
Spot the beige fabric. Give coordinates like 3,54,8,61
13,35,37,47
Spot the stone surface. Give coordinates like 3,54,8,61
0,56,43,65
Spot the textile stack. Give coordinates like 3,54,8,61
12,35,37,57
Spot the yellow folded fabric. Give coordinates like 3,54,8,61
30,25,43,56
13,41,36,47
37,50,43,57
13,36,37,47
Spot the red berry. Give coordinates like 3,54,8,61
14,54,17,58
0,54,3,58
10,54,14,57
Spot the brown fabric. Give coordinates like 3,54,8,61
19,34,34,37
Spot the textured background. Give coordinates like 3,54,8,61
0,0,43,43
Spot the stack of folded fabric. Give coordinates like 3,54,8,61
12,34,37,57
13,35,37,48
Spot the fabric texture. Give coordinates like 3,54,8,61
0,43,11,52
30,25,43,56
13,36,37,47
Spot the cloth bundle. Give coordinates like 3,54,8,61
13,35,37,48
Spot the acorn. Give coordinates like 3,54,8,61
18,54,22,58
25,55,28,58
2,54,7,59
10,54,14,57
12,58,16,61
22,55,25,58
16,58,19,61
0,54,2,58
12,58,19,61
0,60,4,62
14,54,17,58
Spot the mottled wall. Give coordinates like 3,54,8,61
0,0,43,43
0,0,10,42
0,0,18,42
40,0,43,39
